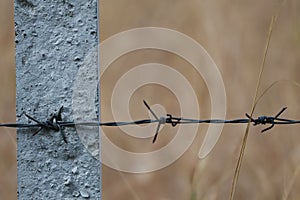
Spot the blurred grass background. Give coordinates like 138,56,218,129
0,0,299,199
0,0,16,200
101,0,300,199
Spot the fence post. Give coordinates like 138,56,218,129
15,0,101,199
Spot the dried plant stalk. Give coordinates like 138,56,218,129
229,15,276,200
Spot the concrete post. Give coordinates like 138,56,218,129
15,0,101,199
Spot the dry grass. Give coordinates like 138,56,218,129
101,0,300,199
1,0,300,199
230,14,276,200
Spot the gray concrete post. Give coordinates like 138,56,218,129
15,0,101,199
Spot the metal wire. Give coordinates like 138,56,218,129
1,101,300,143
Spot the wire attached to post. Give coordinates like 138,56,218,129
1,101,299,143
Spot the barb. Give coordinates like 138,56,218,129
143,100,166,143
1,101,300,143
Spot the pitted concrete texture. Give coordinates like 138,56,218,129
15,0,101,199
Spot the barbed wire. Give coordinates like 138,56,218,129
1,100,300,143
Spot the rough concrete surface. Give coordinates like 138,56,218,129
15,0,100,199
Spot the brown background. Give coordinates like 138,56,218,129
0,0,16,199
0,0,300,199
100,0,300,200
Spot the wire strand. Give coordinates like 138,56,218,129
1,101,299,143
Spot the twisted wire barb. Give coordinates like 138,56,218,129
1,101,300,143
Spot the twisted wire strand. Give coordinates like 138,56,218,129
1,101,299,143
